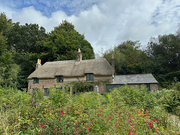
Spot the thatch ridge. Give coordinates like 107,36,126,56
28,58,114,79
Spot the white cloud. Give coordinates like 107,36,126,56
1,0,180,55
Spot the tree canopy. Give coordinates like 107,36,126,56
0,13,95,89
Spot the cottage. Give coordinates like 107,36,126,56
107,74,158,92
28,49,115,95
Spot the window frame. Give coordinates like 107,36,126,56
44,88,50,96
56,76,64,83
86,73,94,81
33,78,39,84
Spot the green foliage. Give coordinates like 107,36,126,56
103,40,149,75
109,85,157,110
0,87,179,134
158,83,180,115
71,81,93,93
146,34,180,87
49,87,70,107
42,20,94,62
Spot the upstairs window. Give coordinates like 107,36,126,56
86,73,94,81
33,78,39,84
57,76,64,83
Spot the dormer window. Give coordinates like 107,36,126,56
57,76,64,83
86,73,94,81
33,78,39,84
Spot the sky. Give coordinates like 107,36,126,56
1,0,180,55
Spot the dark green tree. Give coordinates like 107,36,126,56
5,22,47,89
103,40,149,75
0,14,19,87
42,20,94,62
146,34,180,86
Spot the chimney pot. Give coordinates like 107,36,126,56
77,48,82,62
36,59,41,69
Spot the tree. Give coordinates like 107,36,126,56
4,21,47,89
103,40,149,75
146,34,180,86
42,20,94,62
0,13,19,87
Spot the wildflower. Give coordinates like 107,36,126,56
128,130,131,135
131,124,133,130
115,122,117,126
156,126,158,131
146,109,148,114
98,113,99,116
118,114,120,118
110,117,112,120
150,121,153,129
134,133,136,135
61,111,64,115
53,127,57,131
87,127,90,130
75,132,76,135
123,115,125,119
128,120,130,123
42,125,45,128
83,122,84,125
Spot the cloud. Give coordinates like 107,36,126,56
1,0,180,55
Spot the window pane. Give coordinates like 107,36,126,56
86,74,93,81
57,76,63,83
44,88,50,96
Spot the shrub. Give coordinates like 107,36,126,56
109,85,157,110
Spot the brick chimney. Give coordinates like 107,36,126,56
36,59,41,69
76,48,82,62
111,53,115,69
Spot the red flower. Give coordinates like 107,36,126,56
150,121,153,129
118,114,120,118
134,133,136,135
146,109,148,114
87,127,90,130
83,122,84,125
42,125,45,128
53,127,57,131
98,113,99,116
128,130,131,135
123,115,125,119
110,117,112,120
115,122,117,126
128,120,130,123
61,111,64,115
75,132,76,135
156,126,158,131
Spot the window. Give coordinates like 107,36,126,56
88,86,94,92
146,84,150,91
44,88,50,96
33,78,39,84
86,73,94,81
57,76,64,83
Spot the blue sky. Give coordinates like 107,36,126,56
1,0,180,55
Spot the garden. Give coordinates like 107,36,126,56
0,83,180,135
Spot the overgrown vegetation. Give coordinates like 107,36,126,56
0,85,179,134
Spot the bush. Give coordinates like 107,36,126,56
109,85,157,110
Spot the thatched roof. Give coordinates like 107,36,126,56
112,74,158,84
28,58,114,79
